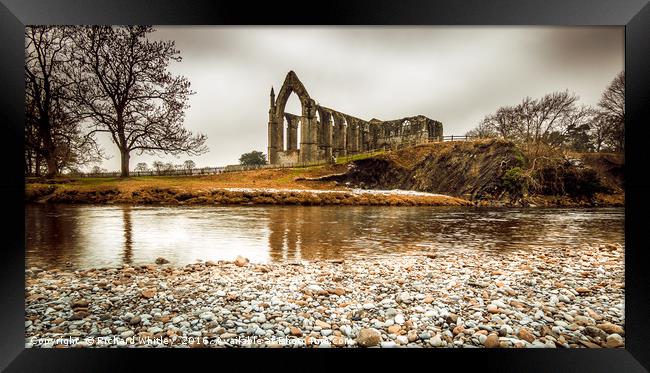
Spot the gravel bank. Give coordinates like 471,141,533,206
25,243,624,348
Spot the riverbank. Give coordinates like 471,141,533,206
25,139,625,207
24,178,623,207
25,243,625,348
25,185,471,206
472,193,624,207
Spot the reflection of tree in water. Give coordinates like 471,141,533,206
26,204,79,269
27,205,624,268
122,206,133,266
265,207,563,262
266,207,449,261
268,207,351,261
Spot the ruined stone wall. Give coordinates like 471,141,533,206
268,71,443,165
276,150,299,165
371,115,443,149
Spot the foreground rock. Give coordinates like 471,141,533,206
25,244,624,348
357,328,382,347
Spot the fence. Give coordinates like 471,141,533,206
69,135,481,178
442,135,479,141
74,167,227,178
71,160,334,178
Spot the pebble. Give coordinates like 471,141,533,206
23,244,624,349
234,256,249,267
517,327,535,343
357,328,382,347
289,327,302,336
429,335,443,347
199,312,214,321
387,325,401,334
606,333,624,348
484,334,500,348
597,323,625,335
307,284,324,292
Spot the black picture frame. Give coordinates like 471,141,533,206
1,0,649,371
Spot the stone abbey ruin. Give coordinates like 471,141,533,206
267,71,443,165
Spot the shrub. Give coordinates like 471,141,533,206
502,167,529,199
564,168,608,197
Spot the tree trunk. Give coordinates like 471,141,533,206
25,149,32,176
120,148,130,177
45,153,58,178
39,115,58,178
42,138,58,178
34,153,42,177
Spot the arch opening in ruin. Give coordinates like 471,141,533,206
268,71,444,165
281,91,302,155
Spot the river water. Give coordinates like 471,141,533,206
25,204,624,270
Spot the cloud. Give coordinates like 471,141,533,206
94,26,623,171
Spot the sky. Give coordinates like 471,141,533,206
93,26,624,171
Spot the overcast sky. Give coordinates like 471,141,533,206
94,26,623,171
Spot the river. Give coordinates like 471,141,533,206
25,204,624,270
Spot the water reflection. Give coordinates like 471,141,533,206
25,204,624,270
122,206,133,266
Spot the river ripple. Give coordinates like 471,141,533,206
25,204,624,270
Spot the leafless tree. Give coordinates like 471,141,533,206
597,71,624,152
25,26,102,177
465,120,497,139
152,161,165,175
474,91,586,155
90,165,106,174
164,162,175,175
563,106,596,152
70,26,207,177
134,162,149,172
183,159,196,170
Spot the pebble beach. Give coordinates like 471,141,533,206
25,243,625,348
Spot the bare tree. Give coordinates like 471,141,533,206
152,161,164,175
465,120,497,139
589,114,612,152
521,91,581,150
71,26,207,177
164,162,175,175
597,71,624,152
134,162,149,172
90,165,106,174
183,159,196,175
563,106,596,152
25,26,102,177
473,91,584,155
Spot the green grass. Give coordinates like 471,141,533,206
335,150,386,164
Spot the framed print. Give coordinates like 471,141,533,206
1,0,649,371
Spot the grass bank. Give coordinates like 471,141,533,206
26,140,624,207
25,165,470,206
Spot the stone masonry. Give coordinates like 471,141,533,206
268,71,443,165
